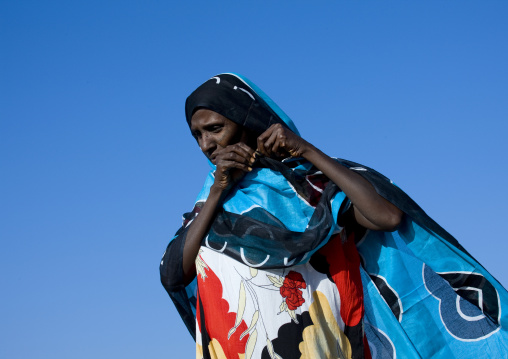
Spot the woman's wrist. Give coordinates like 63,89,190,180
209,183,226,198
299,141,320,162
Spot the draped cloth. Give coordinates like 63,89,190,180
161,74,508,358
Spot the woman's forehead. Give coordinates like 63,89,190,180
190,109,233,129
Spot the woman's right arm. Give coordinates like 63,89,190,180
181,185,223,284
181,143,256,285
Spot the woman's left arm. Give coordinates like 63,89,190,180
257,124,403,231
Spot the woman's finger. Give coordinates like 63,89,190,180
257,125,277,156
258,124,292,158
216,151,251,166
262,129,280,157
215,145,255,165
216,142,255,158
257,124,283,156
235,141,256,154
229,143,256,162
272,130,287,156
216,159,253,173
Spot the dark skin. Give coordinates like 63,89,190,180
183,108,403,284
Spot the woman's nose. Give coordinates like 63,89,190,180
200,134,215,153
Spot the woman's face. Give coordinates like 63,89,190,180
190,109,254,164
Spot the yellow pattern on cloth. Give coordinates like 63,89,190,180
196,339,243,359
299,291,352,359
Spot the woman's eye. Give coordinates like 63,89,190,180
210,125,222,133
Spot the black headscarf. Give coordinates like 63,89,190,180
185,73,291,135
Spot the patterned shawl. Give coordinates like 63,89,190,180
161,74,508,358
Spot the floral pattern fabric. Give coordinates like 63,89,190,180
195,229,368,359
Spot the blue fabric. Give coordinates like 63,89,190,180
359,217,508,358
193,160,348,266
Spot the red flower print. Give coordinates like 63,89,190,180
280,271,307,310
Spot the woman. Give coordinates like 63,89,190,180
161,73,508,358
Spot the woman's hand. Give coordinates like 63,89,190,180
257,124,310,159
212,142,256,191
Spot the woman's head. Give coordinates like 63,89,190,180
185,73,297,136
186,74,301,162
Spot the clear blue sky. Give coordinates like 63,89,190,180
1,1,507,358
